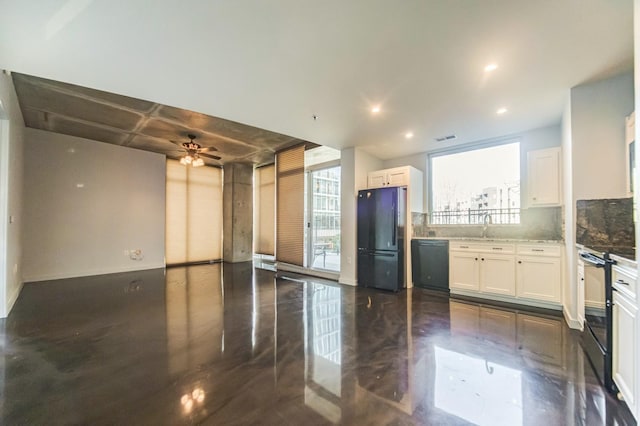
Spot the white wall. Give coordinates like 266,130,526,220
571,72,634,201
561,94,578,328
562,71,634,329
0,71,24,317
339,147,382,286
633,1,640,420
23,129,166,281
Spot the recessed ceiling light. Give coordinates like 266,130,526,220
484,63,498,72
496,107,508,115
405,131,414,139
371,105,381,114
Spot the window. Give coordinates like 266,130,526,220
430,142,520,224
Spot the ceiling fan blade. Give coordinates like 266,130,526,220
199,146,218,152
200,153,222,160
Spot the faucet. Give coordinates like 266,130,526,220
482,213,492,238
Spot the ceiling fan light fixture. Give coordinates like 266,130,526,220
173,133,221,167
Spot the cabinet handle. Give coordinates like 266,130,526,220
532,197,537,201
475,257,478,261
518,260,522,264
481,258,485,261
492,247,502,250
615,279,630,286
460,245,469,248
581,278,584,281
532,249,544,252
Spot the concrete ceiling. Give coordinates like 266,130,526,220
0,1,634,160
11,72,311,166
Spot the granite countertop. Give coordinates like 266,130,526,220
412,236,564,244
576,243,636,262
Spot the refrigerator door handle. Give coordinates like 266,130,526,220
392,196,397,244
372,252,397,258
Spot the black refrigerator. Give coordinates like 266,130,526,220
357,187,406,291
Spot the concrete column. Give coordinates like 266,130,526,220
223,163,253,263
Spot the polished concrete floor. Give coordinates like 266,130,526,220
1,263,636,425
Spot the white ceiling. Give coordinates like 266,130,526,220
0,0,633,160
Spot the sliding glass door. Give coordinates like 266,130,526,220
306,165,341,272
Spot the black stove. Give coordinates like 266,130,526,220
578,247,616,394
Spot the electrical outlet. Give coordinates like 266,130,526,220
124,250,129,256
130,249,143,261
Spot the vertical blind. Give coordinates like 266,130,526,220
276,145,305,266
165,159,223,265
254,164,275,255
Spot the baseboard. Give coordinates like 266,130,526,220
563,305,583,330
450,289,562,311
2,280,23,318
339,276,357,286
23,263,166,283
276,262,340,281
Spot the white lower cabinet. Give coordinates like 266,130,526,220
516,256,561,303
450,244,515,296
613,290,637,416
449,241,562,307
480,254,516,296
450,252,479,291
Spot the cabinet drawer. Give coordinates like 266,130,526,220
517,244,561,257
476,243,515,254
613,265,637,300
449,241,478,251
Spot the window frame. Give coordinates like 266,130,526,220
427,137,522,226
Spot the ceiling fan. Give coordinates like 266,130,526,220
171,134,221,167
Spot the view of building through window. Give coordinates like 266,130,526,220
309,166,341,271
431,142,520,224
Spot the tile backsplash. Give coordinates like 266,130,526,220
412,206,563,240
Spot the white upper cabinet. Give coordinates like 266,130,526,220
368,166,423,213
368,166,410,188
527,147,561,206
367,171,388,188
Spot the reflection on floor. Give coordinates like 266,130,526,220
0,263,635,425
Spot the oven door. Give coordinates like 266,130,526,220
578,249,616,393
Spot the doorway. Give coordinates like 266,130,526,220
305,163,341,272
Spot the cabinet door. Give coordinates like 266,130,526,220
528,148,560,206
450,252,479,291
516,256,561,303
613,292,637,414
368,171,387,188
387,168,408,186
480,254,516,296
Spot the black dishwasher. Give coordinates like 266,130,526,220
411,239,449,292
